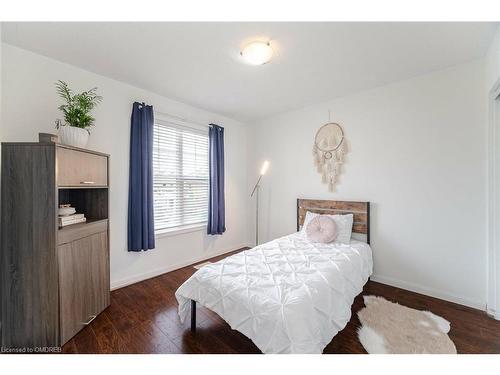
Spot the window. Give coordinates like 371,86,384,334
153,119,209,232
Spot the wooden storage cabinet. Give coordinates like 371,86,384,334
58,229,109,344
1,142,110,348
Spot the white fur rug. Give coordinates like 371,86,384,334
357,296,457,354
193,261,212,270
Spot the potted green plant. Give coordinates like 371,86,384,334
55,80,102,148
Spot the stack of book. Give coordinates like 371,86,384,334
58,213,86,227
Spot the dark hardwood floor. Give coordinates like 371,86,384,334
62,248,500,354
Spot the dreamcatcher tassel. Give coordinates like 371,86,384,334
336,150,343,163
341,140,348,153
328,176,336,192
334,163,341,175
327,160,335,172
320,154,326,167
339,141,347,159
316,153,324,172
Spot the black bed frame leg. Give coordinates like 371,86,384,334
190,300,196,332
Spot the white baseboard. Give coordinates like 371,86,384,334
486,306,500,320
111,242,252,291
370,274,486,311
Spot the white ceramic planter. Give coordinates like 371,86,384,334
58,126,89,148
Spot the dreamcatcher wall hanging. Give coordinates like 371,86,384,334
312,117,347,192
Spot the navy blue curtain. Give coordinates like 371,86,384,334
207,124,226,235
128,102,155,251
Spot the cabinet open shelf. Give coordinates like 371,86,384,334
58,188,109,222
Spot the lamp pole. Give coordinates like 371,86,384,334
250,175,263,246
251,160,269,247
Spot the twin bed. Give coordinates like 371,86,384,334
175,199,373,354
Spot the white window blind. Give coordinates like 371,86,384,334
153,120,209,232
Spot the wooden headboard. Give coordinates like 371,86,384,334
297,199,370,244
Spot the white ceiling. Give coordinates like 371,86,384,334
2,22,497,122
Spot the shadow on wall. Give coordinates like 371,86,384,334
202,227,220,253
263,185,273,244
369,201,456,300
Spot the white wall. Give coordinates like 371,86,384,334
486,27,500,91
249,60,487,309
1,43,250,289
485,26,500,319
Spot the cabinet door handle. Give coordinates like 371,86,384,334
83,315,97,325
80,181,95,185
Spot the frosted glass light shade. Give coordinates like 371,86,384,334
260,160,270,175
240,41,273,65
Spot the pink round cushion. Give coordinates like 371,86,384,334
306,216,338,243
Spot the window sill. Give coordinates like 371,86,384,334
155,223,207,238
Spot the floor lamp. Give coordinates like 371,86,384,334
250,160,270,246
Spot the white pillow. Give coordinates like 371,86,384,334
301,211,354,244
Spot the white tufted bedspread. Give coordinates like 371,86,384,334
175,232,373,354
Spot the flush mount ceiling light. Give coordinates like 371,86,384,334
240,41,273,65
